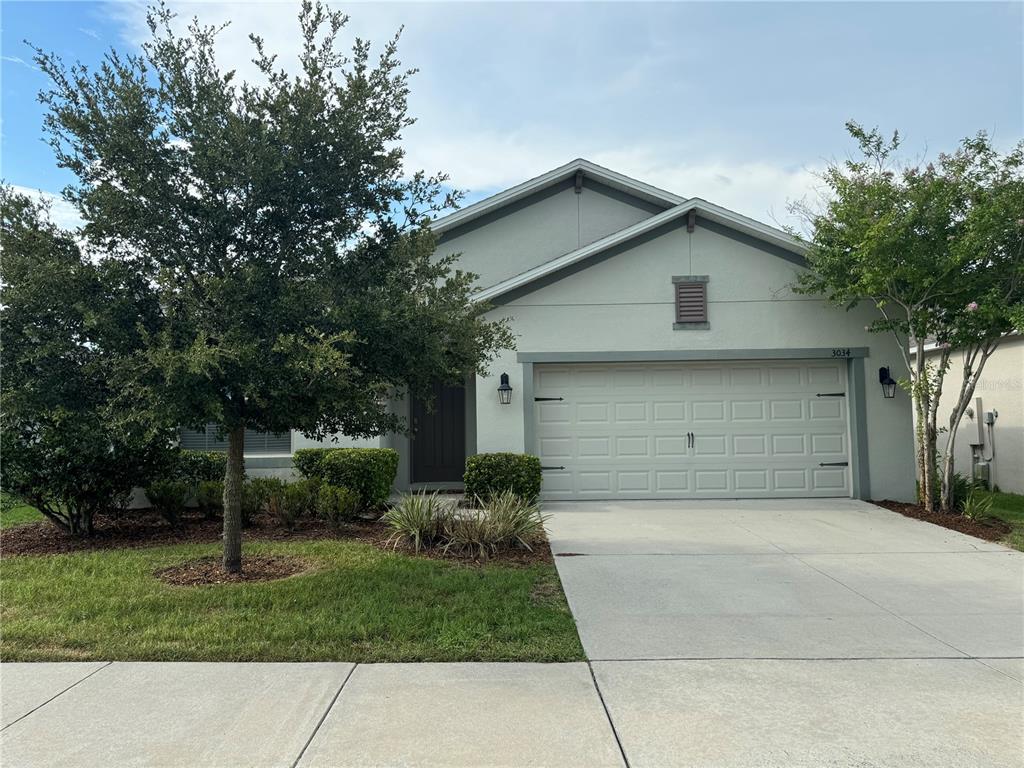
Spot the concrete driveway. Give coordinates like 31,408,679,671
547,498,1024,767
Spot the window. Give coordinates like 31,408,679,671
672,275,709,329
178,425,292,454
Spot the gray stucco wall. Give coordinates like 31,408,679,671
435,178,665,290
470,219,916,502
922,336,1023,494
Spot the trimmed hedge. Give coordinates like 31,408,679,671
292,448,330,480
295,448,399,510
173,451,228,485
463,453,542,503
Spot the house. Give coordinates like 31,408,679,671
914,334,1023,494
201,159,916,502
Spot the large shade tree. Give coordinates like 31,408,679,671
34,2,513,570
794,123,1023,513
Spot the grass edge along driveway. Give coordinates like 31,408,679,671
0,539,584,663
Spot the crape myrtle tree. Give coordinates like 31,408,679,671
793,123,1023,513
34,1,513,571
0,189,176,535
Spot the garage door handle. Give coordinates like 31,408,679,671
541,465,565,471
819,461,849,467
534,397,564,402
815,392,846,398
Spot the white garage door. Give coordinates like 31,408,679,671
534,360,851,499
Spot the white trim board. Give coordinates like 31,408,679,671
432,158,685,236
472,198,807,305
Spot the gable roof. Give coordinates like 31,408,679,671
471,196,807,305
431,158,685,236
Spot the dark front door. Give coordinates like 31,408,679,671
411,382,466,483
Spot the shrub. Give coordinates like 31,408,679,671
316,484,361,528
381,492,454,552
463,453,542,503
443,491,548,559
196,480,223,518
173,450,228,486
242,477,280,526
962,490,994,521
292,448,331,480
146,479,190,527
949,472,975,512
1,190,177,536
267,478,319,530
319,448,399,510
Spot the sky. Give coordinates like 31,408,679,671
2,1,1022,232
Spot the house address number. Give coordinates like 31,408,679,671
831,348,851,358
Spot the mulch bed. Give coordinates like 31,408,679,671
383,536,553,567
0,510,553,566
156,555,312,586
873,499,1012,542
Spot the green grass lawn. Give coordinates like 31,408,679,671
0,539,584,662
981,490,1024,552
0,494,44,528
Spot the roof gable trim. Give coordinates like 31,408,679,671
432,158,685,236
471,200,806,305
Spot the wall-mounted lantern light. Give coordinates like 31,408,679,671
878,366,897,399
497,372,513,405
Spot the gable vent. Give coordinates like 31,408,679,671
673,279,708,324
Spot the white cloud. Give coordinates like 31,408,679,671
403,131,825,231
10,186,85,231
104,1,825,233
2,55,38,72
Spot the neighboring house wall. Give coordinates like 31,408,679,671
923,336,1024,494
434,178,666,289
469,217,916,502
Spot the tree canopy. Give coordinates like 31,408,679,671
32,1,513,566
795,123,1023,512
0,189,175,535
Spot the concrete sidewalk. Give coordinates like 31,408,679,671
3,657,1022,767
0,661,626,768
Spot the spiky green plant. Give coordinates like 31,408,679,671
381,492,453,552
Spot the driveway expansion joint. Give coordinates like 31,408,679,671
786,551,976,659
587,661,631,768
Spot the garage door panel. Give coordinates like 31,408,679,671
733,435,768,455
691,401,726,421
809,399,845,420
771,434,807,455
730,400,766,420
616,470,650,492
811,433,846,455
652,401,687,421
735,469,770,491
537,401,570,424
693,435,727,455
534,360,851,500
615,436,650,457
614,402,648,423
774,468,810,491
769,400,804,420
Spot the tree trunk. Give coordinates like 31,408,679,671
939,343,996,514
911,346,937,511
222,424,245,573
